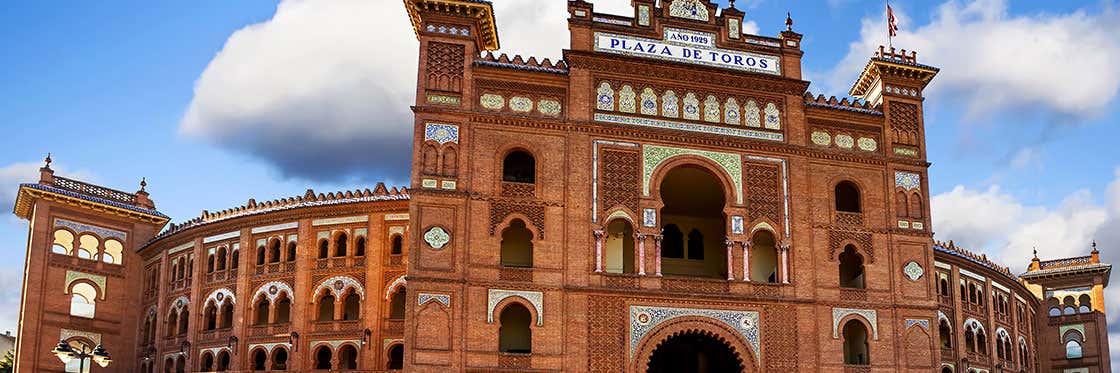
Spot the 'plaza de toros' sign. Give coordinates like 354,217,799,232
594,28,781,75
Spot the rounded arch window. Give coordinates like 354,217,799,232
835,181,861,213
498,303,532,353
842,319,870,365
391,235,403,255
502,150,536,183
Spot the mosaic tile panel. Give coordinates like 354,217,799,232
487,289,543,326
682,93,700,120
595,113,783,143
731,215,744,234
903,261,924,281
834,134,854,148
724,98,740,125
811,131,831,146
906,319,930,330
857,137,877,151
832,307,879,340
895,172,920,190
764,103,781,129
480,94,505,110
65,271,106,299
426,93,460,105
418,292,451,307
661,91,679,118
423,226,450,249
509,96,533,113
729,18,740,39
597,83,615,111
638,5,651,26
744,100,761,127
54,219,126,240
538,99,561,116
619,85,637,113
703,95,720,123
669,0,709,21
629,305,760,362
640,88,658,116
643,208,657,228
424,123,459,144
641,144,743,204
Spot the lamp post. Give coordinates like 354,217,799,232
52,340,112,372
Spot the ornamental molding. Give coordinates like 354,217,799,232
487,289,543,326
312,215,368,226
385,276,407,300
54,218,126,241
963,318,986,333
418,292,451,307
169,296,190,314
65,270,107,300
424,123,459,144
251,222,298,234
203,231,239,244
642,144,743,204
310,339,362,350
564,51,810,96
383,338,404,350
253,281,293,304
832,307,879,340
628,305,760,363
198,347,231,359
204,288,235,307
60,329,101,344
905,318,929,330
314,276,365,300
247,343,290,355
600,113,783,144
1059,324,1085,343
959,267,986,282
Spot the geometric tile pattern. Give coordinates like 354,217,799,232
629,305,760,362
642,144,743,204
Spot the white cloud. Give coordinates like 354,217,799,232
826,0,1120,117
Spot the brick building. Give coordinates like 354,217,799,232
7,0,1112,372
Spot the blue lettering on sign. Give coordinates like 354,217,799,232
594,31,781,75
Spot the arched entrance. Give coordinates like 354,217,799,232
657,165,728,278
646,332,743,373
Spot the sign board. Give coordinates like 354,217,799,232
594,28,781,75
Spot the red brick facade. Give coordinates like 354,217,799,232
7,1,1112,372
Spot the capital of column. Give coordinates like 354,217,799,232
592,229,605,240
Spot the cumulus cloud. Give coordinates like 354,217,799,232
826,0,1120,117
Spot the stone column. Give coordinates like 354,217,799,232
652,234,663,276
725,238,735,281
593,229,605,273
742,240,751,282
635,232,647,275
780,241,791,284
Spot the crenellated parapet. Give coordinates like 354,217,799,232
476,52,569,74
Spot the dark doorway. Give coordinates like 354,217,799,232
646,332,742,373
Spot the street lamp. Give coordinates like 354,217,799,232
52,340,112,371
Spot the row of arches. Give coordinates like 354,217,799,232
155,343,405,372
51,228,125,264
207,245,240,273
1048,294,1093,316
938,318,1033,364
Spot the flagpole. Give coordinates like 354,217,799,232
887,1,893,49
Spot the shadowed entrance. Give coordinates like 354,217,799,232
646,332,742,373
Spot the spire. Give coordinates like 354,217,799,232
43,153,52,169
785,11,793,32
1091,240,1101,264
139,177,147,192
729,0,736,10
1033,247,1038,260
1092,240,1099,254
39,153,56,184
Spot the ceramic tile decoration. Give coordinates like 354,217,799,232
629,305,759,362
682,93,700,120
764,103,781,129
668,0,709,21
55,218,127,240
426,93,460,105
894,147,919,157
724,98,740,125
731,216,744,234
204,288,235,307
729,18,741,39
595,113,784,143
661,90,679,118
643,208,657,227
423,226,450,249
835,134,854,148
597,82,615,111
418,292,451,307
640,88,658,116
744,100,761,127
811,131,832,146
65,270,106,299
619,85,637,113
857,137,877,151
253,281,293,303
487,289,544,326
895,171,920,190
642,144,743,204
315,276,365,299
904,261,924,281
538,99,562,116
832,307,879,340
424,123,459,144
480,93,505,110
509,96,533,113
638,5,651,26
905,319,930,330
703,95,720,123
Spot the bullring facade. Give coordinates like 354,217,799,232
9,0,1112,372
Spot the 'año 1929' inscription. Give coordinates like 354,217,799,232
593,29,780,75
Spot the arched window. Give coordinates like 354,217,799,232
502,150,536,183
166,311,179,338
269,239,281,263
939,278,949,296
389,287,407,320
63,340,94,372
1079,294,1092,313
220,303,233,329
338,345,358,369
69,283,98,318
286,241,296,262
255,298,270,325
317,294,335,321
77,234,97,260
175,355,186,373
216,247,227,270
500,219,533,268
835,181,861,213
231,249,239,269
275,295,291,324
200,352,214,372
941,367,952,373
391,235,403,255
335,233,348,257
271,348,288,370
355,236,366,257
387,344,404,370
895,191,908,217
604,219,635,274
686,228,705,260
53,229,74,255
256,246,266,266
342,290,361,320
939,320,952,349
499,303,532,353
968,284,977,304
100,238,122,263
204,304,217,330
318,239,329,259
842,320,870,365
314,346,333,369
838,245,865,289
661,224,684,259
207,254,215,273
1063,296,1077,315
178,310,189,335
1065,340,1082,359
909,193,923,218
964,327,976,353
251,348,267,371
216,350,230,372
976,330,988,355
749,230,778,283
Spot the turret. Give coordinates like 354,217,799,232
404,0,500,109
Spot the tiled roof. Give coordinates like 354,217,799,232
870,57,940,72
933,242,1021,282
20,183,168,218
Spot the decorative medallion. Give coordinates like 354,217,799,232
895,172,920,191
423,226,450,249
668,0,709,21
763,103,781,129
629,305,760,362
811,131,831,146
638,5,651,26
509,96,533,113
834,134,854,148
724,98,740,125
619,85,637,113
269,286,278,295
857,137,877,151
538,99,562,116
682,93,700,120
642,208,657,228
333,280,345,290
480,94,505,110
640,88,658,116
731,216,744,234
423,123,459,144
903,261,924,281
596,82,615,111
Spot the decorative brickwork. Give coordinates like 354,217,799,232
889,102,920,146
587,296,626,372
489,201,545,239
745,163,781,225
829,228,874,263
426,42,464,92
763,304,799,370
599,149,640,217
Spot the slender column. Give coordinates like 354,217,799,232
725,238,735,281
592,229,605,273
652,234,663,276
780,242,791,284
635,232,647,275
743,239,752,280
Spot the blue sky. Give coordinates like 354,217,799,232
1,0,1118,359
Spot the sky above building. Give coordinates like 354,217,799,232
1,0,1118,361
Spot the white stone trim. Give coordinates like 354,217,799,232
314,276,365,300
204,288,235,308
253,281,294,304
251,222,298,234
312,215,368,226
384,276,406,300
959,267,986,282
934,261,952,270
203,231,240,244
832,308,879,340
487,289,544,326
